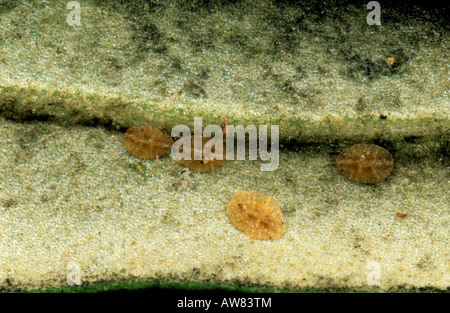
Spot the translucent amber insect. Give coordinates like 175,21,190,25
395,212,408,220
336,143,394,184
227,191,286,240
122,126,173,159
177,136,227,173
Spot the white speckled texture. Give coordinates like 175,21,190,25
0,117,448,291
0,0,448,142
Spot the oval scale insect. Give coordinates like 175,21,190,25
177,135,227,173
227,191,286,240
122,126,173,159
336,143,394,184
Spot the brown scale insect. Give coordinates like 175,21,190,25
122,126,173,159
386,57,395,68
395,212,408,220
227,191,286,240
177,135,227,173
336,143,394,184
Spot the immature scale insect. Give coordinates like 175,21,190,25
176,135,227,173
336,143,394,184
227,191,286,240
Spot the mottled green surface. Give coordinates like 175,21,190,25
0,0,448,146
